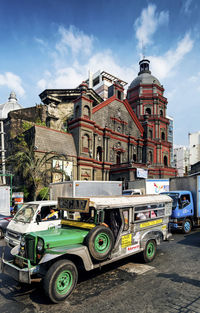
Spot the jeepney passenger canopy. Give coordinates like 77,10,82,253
58,194,172,212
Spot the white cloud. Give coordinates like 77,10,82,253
55,25,94,57
149,33,194,79
0,72,25,96
183,0,192,14
134,4,169,49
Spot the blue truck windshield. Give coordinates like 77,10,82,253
161,192,179,210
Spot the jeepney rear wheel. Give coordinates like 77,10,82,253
85,225,114,262
142,239,157,263
182,218,192,234
43,259,78,303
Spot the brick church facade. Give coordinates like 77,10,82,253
5,59,176,187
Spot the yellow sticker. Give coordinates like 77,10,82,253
140,219,163,228
121,234,132,248
162,225,167,230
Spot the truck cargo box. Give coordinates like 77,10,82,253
49,181,122,200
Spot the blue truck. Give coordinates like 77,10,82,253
161,174,200,234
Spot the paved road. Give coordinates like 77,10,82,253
0,229,200,313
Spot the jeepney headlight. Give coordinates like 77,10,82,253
37,238,44,252
20,237,26,247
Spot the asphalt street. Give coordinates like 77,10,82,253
0,229,200,313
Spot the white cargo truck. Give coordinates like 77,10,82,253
128,179,169,195
49,180,122,199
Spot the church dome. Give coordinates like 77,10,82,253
0,91,22,119
128,59,161,89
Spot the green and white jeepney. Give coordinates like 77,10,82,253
1,194,172,303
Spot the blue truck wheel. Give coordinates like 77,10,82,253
182,219,192,234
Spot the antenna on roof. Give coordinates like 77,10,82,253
141,41,146,59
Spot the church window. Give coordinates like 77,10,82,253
164,156,168,167
161,132,165,141
82,134,90,152
83,105,90,119
145,108,151,115
149,129,153,139
148,151,153,164
96,146,102,161
117,90,122,100
133,154,137,162
116,151,121,164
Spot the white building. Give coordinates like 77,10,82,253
189,131,200,166
0,92,22,184
86,70,127,100
167,115,174,166
173,146,190,177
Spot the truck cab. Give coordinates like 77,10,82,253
161,191,194,233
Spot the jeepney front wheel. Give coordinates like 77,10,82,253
86,225,114,262
142,239,157,263
182,218,192,234
43,259,78,303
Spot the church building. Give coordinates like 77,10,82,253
4,59,176,187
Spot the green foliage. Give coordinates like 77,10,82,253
22,121,32,131
7,138,68,200
37,187,49,200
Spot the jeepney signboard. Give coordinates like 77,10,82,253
58,197,89,212
140,219,163,228
121,234,132,248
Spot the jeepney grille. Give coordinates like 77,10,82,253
25,236,35,262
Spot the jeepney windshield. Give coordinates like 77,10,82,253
13,204,37,223
161,192,179,210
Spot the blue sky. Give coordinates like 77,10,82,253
0,0,199,145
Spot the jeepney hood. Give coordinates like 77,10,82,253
28,227,90,249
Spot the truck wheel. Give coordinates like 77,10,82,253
142,239,157,263
182,219,192,234
43,259,78,303
85,226,114,262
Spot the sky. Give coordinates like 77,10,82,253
0,0,199,146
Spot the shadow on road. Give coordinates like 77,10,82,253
157,272,200,288
175,229,200,248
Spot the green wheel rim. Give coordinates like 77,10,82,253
146,242,155,258
56,270,73,295
94,233,110,253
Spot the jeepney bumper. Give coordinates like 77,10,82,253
0,248,34,284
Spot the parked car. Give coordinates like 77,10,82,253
0,214,12,238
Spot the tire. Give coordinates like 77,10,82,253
142,239,157,263
85,226,114,262
43,259,78,303
182,219,192,234
0,228,3,239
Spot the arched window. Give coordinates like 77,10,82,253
82,134,90,152
149,129,153,139
145,108,151,115
148,151,153,164
164,156,168,167
133,154,137,162
116,151,121,164
96,146,102,161
161,132,165,141
83,105,90,119
160,110,163,116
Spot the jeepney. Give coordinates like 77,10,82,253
1,194,172,303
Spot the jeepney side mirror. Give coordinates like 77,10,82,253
36,214,41,224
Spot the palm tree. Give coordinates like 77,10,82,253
7,137,68,200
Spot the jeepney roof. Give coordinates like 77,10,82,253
88,194,172,209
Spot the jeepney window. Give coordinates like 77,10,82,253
122,210,129,231
134,204,165,221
